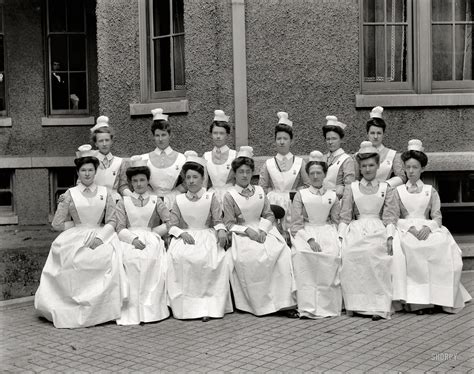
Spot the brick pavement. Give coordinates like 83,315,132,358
1,272,473,373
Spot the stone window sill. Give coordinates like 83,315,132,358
129,99,189,116
0,117,12,127
41,116,95,127
0,214,18,225
355,93,474,108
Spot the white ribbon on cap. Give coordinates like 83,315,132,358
214,110,229,122
277,112,293,127
370,106,384,119
237,146,254,158
129,155,148,168
75,144,98,158
325,115,347,130
151,108,169,121
358,140,379,155
90,115,109,133
308,150,324,162
184,150,207,167
407,139,424,152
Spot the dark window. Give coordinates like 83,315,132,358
0,169,13,215
49,167,77,214
0,6,6,115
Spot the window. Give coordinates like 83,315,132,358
360,0,473,97
139,0,185,101
0,5,6,116
46,0,88,114
49,167,77,216
0,169,14,215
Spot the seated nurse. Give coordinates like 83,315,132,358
119,108,186,209
392,139,471,314
223,146,297,317
35,145,124,328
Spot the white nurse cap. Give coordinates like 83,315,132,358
407,139,424,152
370,106,384,119
325,115,347,130
236,146,254,158
129,155,148,168
75,144,98,158
151,108,169,121
308,150,324,162
358,141,379,154
214,110,229,122
277,112,293,127
90,115,109,133
184,150,207,167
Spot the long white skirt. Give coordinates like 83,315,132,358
167,228,233,319
340,218,392,318
292,224,342,318
228,226,296,316
117,229,169,325
34,226,125,328
393,218,471,313
267,190,291,229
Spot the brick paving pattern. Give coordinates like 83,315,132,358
1,272,473,373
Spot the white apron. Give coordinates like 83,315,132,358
266,156,302,229
143,152,186,209
376,149,396,182
95,156,123,202
167,191,233,319
117,196,169,325
324,153,350,190
203,150,236,205
292,188,342,318
394,185,471,312
340,182,392,318
227,186,296,316
34,186,124,328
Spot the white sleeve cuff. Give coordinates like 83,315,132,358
386,176,403,188
96,223,115,243
123,188,133,197
169,226,184,237
386,224,396,238
118,228,138,244
230,224,248,234
64,221,75,230
338,222,348,238
214,223,226,232
426,220,440,232
259,218,273,233
153,223,168,237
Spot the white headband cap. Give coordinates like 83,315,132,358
407,139,424,152
370,106,384,119
151,108,169,121
214,110,229,122
90,115,109,133
75,144,98,158
277,111,293,127
358,140,379,155
325,115,347,130
129,155,148,168
184,150,207,167
308,150,324,162
237,146,254,158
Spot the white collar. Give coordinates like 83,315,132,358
154,146,173,156
406,179,423,188
97,152,113,161
131,191,150,200
78,183,97,193
213,145,229,153
360,178,378,187
376,144,385,152
329,148,345,158
186,187,205,200
234,184,254,194
309,185,325,195
276,152,293,161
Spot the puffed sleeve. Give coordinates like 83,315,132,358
329,197,341,225
428,187,442,229
96,192,117,242
118,159,132,196
210,193,226,231
386,153,407,187
168,199,186,237
341,157,356,187
258,160,272,194
298,160,310,188
290,191,305,238
51,189,73,231
382,187,399,238
259,195,275,233
115,199,139,244
338,185,354,236
152,198,171,237
223,192,247,233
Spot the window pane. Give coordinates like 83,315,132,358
455,0,473,21
67,0,85,32
0,191,11,206
173,0,184,33
455,24,473,80
364,26,385,82
154,38,171,91
69,35,86,71
0,7,3,33
462,173,474,202
153,0,170,37
51,72,69,110
0,36,4,112
48,0,66,32
50,35,68,71
438,178,460,203
364,0,384,23
432,25,453,81
0,170,10,189
69,73,87,110
173,35,185,89
386,0,407,23
386,25,408,82
56,168,76,188
432,0,453,22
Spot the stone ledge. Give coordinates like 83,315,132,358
129,99,189,116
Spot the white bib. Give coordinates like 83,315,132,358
397,184,432,220
324,153,350,189
229,186,265,226
70,185,107,225
94,156,122,191
376,149,396,182
351,181,387,219
176,191,213,229
266,156,302,192
300,188,336,225
123,196,156,228
142,152,186,195
204,150,236,188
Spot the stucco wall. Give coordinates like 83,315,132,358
15,168,49,225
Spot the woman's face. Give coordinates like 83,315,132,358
308,164,326,187
359,157,379,181
404,158,424,183
325,131,342,153
212,126,228,148
275,131,292,155
185,169,203,194
95,133,113,155
235,164,253,188
367,126,384,148
131,174,149,195
154,129,170,150
78,163,96,186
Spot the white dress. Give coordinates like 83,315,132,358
291,188,342,318
167,191,233,319
35,186,124,328
393,184,471,312
116,196,169,325
95,155,123,202
203,149,236,205
340,182,393,318
225,186,296,316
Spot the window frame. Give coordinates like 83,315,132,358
0,168,14,216
49,167,77,218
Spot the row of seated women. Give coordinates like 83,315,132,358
34,108,471,328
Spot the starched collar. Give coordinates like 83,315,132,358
276,152,293,161
131,191,150,200
234,184,254,194
78,183,98,193
154,146,173,156
213,145,229,153
406,179,424,189
186,187,205,200
97,152,113,162
309,185,326,195
360,178,379,187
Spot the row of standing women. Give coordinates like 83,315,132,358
34,107,471,328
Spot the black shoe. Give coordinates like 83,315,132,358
202,316,210,322
285,310,299,319
416,309,425,315
371,315,382,321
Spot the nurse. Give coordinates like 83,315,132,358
35,145,124,328
338,141,397,320
119,108,186,209
223,146,297,317
259,112,309,229
90,116,124,202
392,139,471,314
114,156,171,325
291,151,342,318
167,151,233,321
203,110,236,205
322,115,355,198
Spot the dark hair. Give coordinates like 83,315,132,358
210,121,231,134
151,120,171,135
366,118,386,133
182,161,205,177
74,156,99,171
275,123,293,139
356,152,380,164
306,161,328,175
401,150,428,168
91,126,115,143
126,166,151,181
231,156,255,172
322,125,345,139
